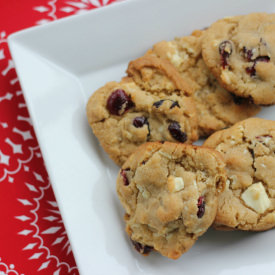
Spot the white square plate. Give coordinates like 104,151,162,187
8,0,275,274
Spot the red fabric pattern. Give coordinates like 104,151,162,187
0,0,119,274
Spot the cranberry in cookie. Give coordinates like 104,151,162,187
146,30,260,137
117,142,226,259
86,77,198,166
202,13,275,105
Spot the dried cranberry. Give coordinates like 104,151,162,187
132,116,150,140
106,89,134,115
243,47,254,61
153,100,164,108
131,240,153,255
120,168,130,186
245,66,256,77
197,196,205,218
170,101,180,109
245,56,270,77
168,121,187,143
133,116,147,128
153,99,180,109
219,40,233,69
243,45,270,77
231,94,246,105
255,56,270,63
246,96,254,104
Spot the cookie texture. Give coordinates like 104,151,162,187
127,54,193,96
116,142,226,259
204,118,275,231
202,13,275,105
86,77,198,166
147,30,260,137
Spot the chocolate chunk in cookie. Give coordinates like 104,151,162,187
204,118,275,231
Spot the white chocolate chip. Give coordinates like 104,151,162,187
136,185,150,199
186,47,195,55
212,39,220,47
261,136,272,145
166,42,189,67
237,125,244,131
229,175,239,189
241,182,271,214
216,144,224,153
167,52,183,67
221,70,233,84
167,176,185,192
225,179,230,189
174,177,185,191
158,125,164,132
143,190,150,199
256,135,271,144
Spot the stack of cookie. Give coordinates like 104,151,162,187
86,13,275,259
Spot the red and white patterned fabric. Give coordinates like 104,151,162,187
0,1,119,274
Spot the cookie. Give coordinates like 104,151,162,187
204,118,275,231
116,142,226,259
147,30,260,137
127,54,193,96
202,13,275,105
86,77,198,166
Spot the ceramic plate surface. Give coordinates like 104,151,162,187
8,0,275,274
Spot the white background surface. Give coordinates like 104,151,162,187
9,0,275,274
